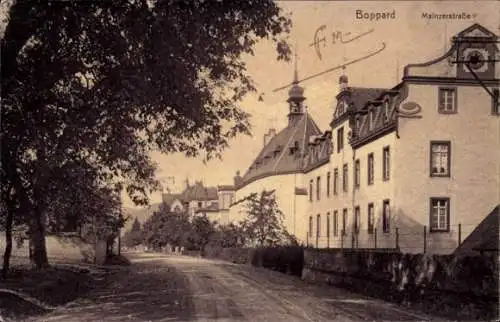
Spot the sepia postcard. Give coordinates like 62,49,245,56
0,0,498,321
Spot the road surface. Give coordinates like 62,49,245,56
36,252,439,321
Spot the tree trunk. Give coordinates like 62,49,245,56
29,212,49,269
2,209,14,279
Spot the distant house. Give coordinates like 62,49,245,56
162,181,235,224
161,193,185,213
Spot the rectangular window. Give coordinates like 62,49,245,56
316,176,321,201
326,171,331,197
367,153,374,185
326,213,331,237
342,164,348,192
430,141,451,177
333,168,338,195
337,127,344,152
309,216,313,237
333,210,338,237
438,88,457,113
368,203,374,234
383,146,390,181
342,208,347,236
382,200,390,233
309,179,313,202
316,214,321,237
354,206,360,234
430,198,450,232
354,159,360,188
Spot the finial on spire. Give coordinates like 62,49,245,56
293,42,299,84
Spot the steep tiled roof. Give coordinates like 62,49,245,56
217,185,235,191
162,181,218,205
182,181,218,201
239,113,322,188
195,202,220,213
348,87,388,111
162,194,183,206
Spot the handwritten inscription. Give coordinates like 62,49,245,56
309,25,375,60
273,43,386,92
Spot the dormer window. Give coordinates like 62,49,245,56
384,100,390,122
289,141,300,155
369,108,376,130
355,117,361,135
336,100,348,118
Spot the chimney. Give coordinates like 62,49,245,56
263,128,277,147
233,171,242,188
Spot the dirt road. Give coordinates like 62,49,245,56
36,252,439,321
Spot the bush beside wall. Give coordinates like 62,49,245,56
303,248,499,320
199,245,304,277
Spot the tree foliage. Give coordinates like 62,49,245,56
1,1,291,269
241,190,289,246
122,217,144,248
207,222,247,248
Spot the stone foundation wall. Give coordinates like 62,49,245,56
302,248,499,320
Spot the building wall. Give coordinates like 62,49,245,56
188,200,215,216
229,173,309,243
306,120,398,250
394,83,500,254
198,210,230,226
352,132,397,249
306,119,353,248
218,191,234,210
170,199,184,213
304,162,333,248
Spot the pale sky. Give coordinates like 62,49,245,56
143,1,498,207
1,1,497,207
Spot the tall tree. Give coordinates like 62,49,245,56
1,1,291,268
123,217,144,248
131,217,141,232
187,214,216,251
242,190,286,246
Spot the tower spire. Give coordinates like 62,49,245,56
287,42,305,126
293,42,299,84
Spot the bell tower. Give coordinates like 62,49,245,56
287,48,305,126
452,23,498,80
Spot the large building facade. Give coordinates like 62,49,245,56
226,23,499,255
304,23,499,254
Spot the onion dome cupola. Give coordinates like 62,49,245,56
339,66,349,93
286,50,306,126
